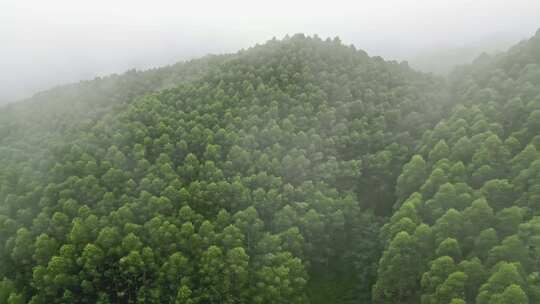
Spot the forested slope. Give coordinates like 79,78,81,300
374,29,540,303
0,54,224,152
0,34,446,303
0,30,539,304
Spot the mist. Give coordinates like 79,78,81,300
1,0,539,104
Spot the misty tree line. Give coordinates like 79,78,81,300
0,31,539,303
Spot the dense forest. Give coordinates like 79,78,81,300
0,30,539,303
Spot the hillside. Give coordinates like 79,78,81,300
0,54,225,151
375,29,540,303
0,31,539,303
0,34,447,303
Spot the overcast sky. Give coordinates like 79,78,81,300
1,0,539,103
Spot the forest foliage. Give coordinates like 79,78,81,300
0,30,539,303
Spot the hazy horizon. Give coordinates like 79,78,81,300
1,0,539,104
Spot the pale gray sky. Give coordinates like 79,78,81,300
1,0,539,103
